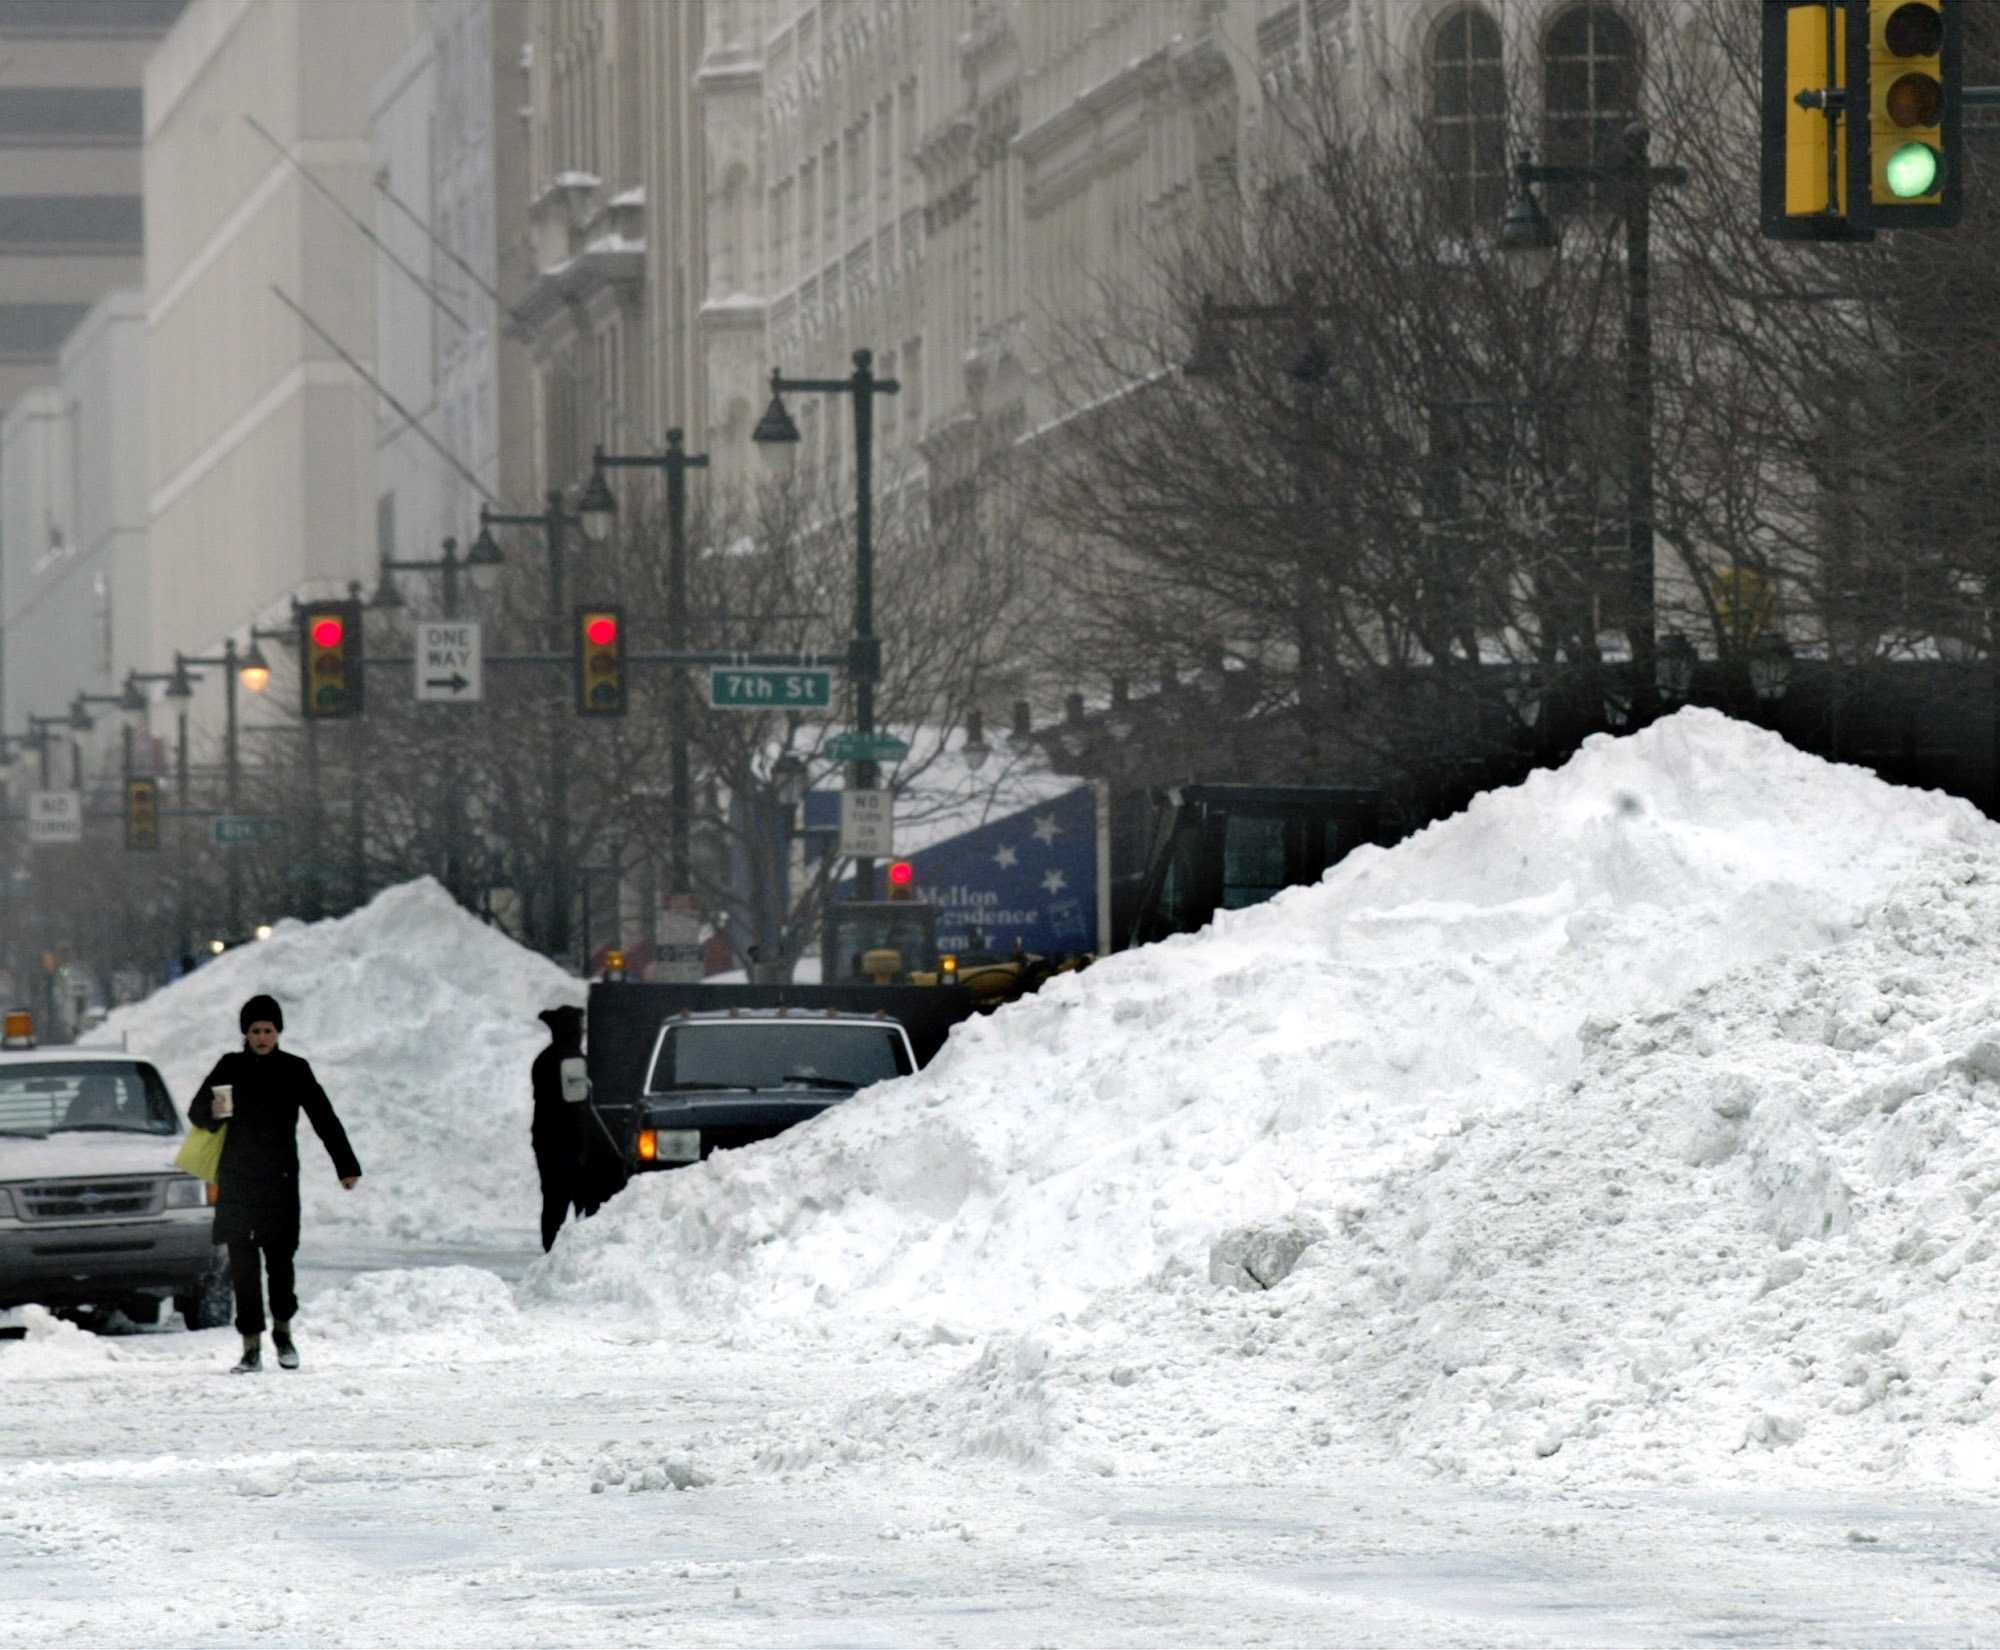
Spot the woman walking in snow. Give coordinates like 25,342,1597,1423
188,994,362,1373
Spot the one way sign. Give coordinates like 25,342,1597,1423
415,621,483,704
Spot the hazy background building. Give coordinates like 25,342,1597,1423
141,0,423,693
0,0,183,742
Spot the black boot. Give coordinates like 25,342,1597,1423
272,1323,299,1370
230,1335,261,1375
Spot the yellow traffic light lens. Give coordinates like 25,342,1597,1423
1885,141,1941,198
1884,3,1942,57
1886,71,1942,128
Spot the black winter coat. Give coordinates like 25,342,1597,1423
530,1036,583,1163
189,1048,361,1245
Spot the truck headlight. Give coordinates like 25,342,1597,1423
0,1187,14,1218
163,1177,208,1209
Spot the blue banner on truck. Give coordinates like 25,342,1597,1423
810,784,1100,956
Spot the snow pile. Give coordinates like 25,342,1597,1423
0,1305,122,1376
530,709,1987,1335
97,879,582,1246
1284,845,2000,1489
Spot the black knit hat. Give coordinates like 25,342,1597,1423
239,994,284,1033
538,1005,584,1033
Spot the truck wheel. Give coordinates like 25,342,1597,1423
177,1248,233,1332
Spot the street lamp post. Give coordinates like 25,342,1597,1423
1501,122,1688,725
176,637,268,938
1184,289,1334,766
578,429,711,899
752,348,901,900
471,495,584,959
132,662,201,958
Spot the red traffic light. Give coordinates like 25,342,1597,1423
586,615,618,646
888,860,915,888
311,617,344,648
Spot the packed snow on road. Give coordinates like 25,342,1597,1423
9,708,2000,1646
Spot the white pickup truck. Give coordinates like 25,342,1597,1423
0,1043,231,1330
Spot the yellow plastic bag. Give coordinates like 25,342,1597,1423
173,1124,226,1184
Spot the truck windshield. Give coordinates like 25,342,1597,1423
0,1062,178,1136
649,1024,912,1093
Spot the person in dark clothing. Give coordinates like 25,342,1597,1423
531,1005,588,1251
188,993,361,1373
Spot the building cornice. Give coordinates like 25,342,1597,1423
1013,42,1172,165
509,244,644,336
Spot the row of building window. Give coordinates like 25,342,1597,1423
1429,2,1639,230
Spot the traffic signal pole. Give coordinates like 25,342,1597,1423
588,431,710,897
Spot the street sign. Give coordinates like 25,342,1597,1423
656,893,705,983
709,666,833,710
838,789,894,858
27,790,81,845
416,620,483,703
212,815,280,849
824,731,911,764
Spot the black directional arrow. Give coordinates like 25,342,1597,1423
426,673,470,694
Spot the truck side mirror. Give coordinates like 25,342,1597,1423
559,1055,590,1103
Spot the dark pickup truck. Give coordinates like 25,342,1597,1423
625,1007,916,1170
581,984,972,1189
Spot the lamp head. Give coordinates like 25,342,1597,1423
1498,160,1559,289
467,517,504,592
752,371,803,472
961,708,990,773
238,638,272,695
576,452,616,544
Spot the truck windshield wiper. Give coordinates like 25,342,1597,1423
649,1081,751,1093
780,1074,862,1090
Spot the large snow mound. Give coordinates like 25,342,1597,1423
529,710,1991,1346
96,879,582,1247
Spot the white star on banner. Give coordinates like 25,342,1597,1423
993,844,1018,868
1040,868,1068,895
1031,813,1061,845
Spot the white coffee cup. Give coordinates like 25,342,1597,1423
210,1084,234,1120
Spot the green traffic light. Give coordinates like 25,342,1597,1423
1885,142,1940,199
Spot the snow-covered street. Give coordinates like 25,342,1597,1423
13,710,2000,1645
9,1297,2000,1649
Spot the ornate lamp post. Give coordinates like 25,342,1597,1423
1500,123,1689,725
752,348,901,900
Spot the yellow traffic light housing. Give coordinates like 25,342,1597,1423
575,607,626,717
1849,0,1961,226
1762,3,1870,240
299,600,364,719
125,777,160,852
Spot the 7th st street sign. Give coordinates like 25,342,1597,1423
709,666,833,710
416,621,483,703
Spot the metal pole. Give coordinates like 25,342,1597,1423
1625,123,1658,723
176,707,190,959
545,494,571,961
851,349,880,903
667,430,692,896
304,715,323,921
224,637,241,936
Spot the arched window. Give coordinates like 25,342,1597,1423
1544,4,1639,215
1428,7,1506,234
